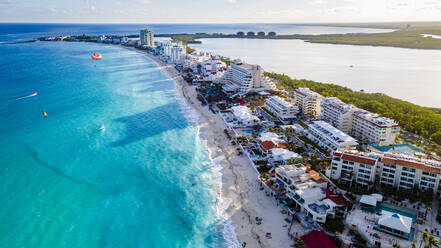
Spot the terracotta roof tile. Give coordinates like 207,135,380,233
381,157,441,174
341,154,377,166
260,141,276,151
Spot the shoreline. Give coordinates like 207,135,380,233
124,46,292,247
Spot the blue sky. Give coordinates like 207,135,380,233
0,0,440,23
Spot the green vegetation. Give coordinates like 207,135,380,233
298,136,328,154
294,27,441,50
265,72,441,149
157,24,441,50
323,218,345,233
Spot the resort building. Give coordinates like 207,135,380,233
329,150,378,188
230,106,259,127
222,60,276,96
320,97,357,134
184,51,211,69
275,163,345,223
294,88,323,118
140,28,154,47
329,150,441,193
191,57,227,82
170,42,186,64
351,109,400,146
376,210,413,239
120,36,129,44
97,35,106,43
264,96,299,121
270,148,302,163
306,121,358,154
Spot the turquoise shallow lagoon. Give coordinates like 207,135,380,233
0,42,227,247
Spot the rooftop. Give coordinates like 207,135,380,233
271,148,301,161
267,95,295,108
309,121,358,144
322,97,357,114
378,210,413,234
353,109,399,128
295,87,323,99
301,230,337,248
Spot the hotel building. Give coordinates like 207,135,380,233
222,60,276,96
329,150,441,193
307,121,358,154
293,88,323,118
264,96,299,121
320,97,357,134
351,110,400,146
275,164,346,223
320,97,400,146
140,28,154,47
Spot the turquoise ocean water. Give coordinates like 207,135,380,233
0,42,231,247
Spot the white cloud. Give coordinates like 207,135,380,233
309,0,327,5
0,0,12,4
227,0,236,3
90,5,96,11
139,0,150,4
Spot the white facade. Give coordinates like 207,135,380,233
140,28,154,47
352,110,400,146
170,43,186,64
320,97,357,134
307,121,358,154
231,106,259,126
184,51,211,69
222,60,275,95
330,150,441,193
275,164,338,223
319,96,400,146
264,96,299,121
120,36,129,43
191,57,227,82
294,88,323,118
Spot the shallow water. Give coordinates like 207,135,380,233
0,42,230,247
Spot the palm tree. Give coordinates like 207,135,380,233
421,231,429,248
428,235,439,248
393,244,402,248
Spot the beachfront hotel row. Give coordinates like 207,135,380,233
145,28,441,247
92,28,441,247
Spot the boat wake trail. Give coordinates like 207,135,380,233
16,92,37,100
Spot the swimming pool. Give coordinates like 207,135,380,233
378,203,417,222
243,129,264,135
371,143,423,155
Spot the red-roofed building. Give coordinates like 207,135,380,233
260,140,276,151
330,150,441,193
301,230,337,248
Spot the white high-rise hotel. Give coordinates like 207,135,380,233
222,60,276,95
140,28,154,47
264,96,299,121
293,88,323,118
320,97,400,146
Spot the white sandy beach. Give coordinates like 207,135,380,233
125,47,293,248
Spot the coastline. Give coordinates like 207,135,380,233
124,46,292,247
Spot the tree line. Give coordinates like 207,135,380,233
264,72,441,147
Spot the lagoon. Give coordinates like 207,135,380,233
190,38,441,107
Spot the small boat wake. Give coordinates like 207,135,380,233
16,92,37,100
98,125,106,132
